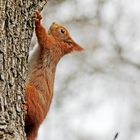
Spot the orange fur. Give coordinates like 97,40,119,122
25,11,84,140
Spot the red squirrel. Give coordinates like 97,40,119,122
25,11,84,140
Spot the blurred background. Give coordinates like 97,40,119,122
33,0,140,140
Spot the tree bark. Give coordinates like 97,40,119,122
0,0,47,139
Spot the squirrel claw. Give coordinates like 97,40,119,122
25,102,28,112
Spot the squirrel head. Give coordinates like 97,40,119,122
48,22,84,54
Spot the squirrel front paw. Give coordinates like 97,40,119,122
35,11,42,22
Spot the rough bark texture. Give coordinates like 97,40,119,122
0,0,47,139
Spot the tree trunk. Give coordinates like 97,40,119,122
0,0,47,139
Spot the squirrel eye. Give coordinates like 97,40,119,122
60,29,65,34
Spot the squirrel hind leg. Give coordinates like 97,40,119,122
25,123,39,140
